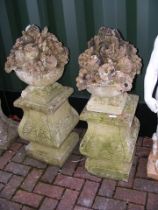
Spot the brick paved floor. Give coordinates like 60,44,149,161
0,129,157,210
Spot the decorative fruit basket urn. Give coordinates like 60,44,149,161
76,26,142,181
5,25,79,166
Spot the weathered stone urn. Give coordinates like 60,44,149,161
5,25,79,166
0,100,18,155
76,26,142,181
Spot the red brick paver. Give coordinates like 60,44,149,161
98,179,116,197
146,193,158,210
0,150,15,169
77,180,99,207
114,187,146,205
0,197,22,210
0,135,157,210
0,170,12,184
54,174,84,191
41,165,59,183
9,142,22,152
13,190,43,208
135,146,150,157
39,197,58,210
74,206,93,210
21,168,43,192
61,154,82,176
12,146,26,163
0,175,23,199
34,182,64,199
5,162,30,176
93,196,126,210
0,183,4,191
57,189,79,210
24,157,47,169
134,178,158,193
74,166,101,182
22,206,35,210
128,203,144,210
136,158,147,178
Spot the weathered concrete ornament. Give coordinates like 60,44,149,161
76,27,141,92
77,26,142,181
5,25,79,166
144,35,158,180
0,100,18,154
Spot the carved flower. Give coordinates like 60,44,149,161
5,25,69,77
76,26,142,92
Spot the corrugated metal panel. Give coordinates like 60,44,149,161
0,0,158,102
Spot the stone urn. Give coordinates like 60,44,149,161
86,84,128,115
15,66,64,87
87,84,121,97
5,25,79,166
76,26,142,180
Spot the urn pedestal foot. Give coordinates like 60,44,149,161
87,92,128,115
26,132,79,166
14,83,79,166
84,117,139,180
80,94,139,181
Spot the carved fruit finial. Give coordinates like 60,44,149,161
76,26,142,92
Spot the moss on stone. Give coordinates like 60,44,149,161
26,132,79,167
79,94,139,180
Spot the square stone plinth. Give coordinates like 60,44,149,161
14,83,79,166
14,83,79,148
87,93,127,115
80,94,140,181
85,157,133,181
15,100,78,148
81,94,138,128
26,132,79,167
